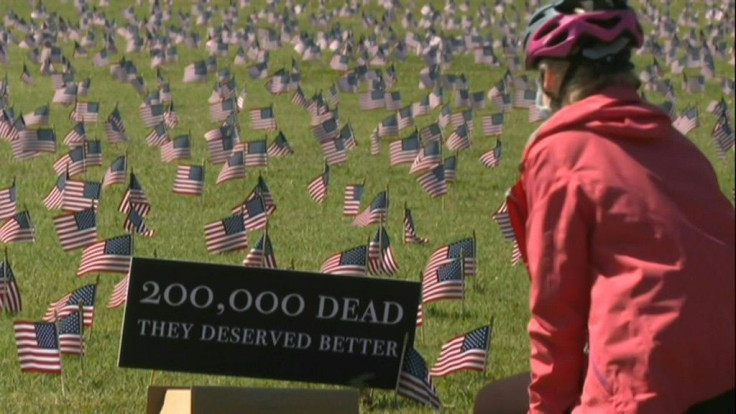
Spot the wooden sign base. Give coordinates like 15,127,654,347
147,386,360,414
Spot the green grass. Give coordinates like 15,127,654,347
0,0,733,413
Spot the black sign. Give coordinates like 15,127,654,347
119,258,421,390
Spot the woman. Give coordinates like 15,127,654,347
475,0,735,412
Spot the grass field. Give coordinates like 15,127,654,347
0,0,733,412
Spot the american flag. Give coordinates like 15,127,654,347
397,106,415,131
492,200,523,265
390,131,421,166
240,195,268,231
354,191,389,227
44,284,97,327
482,113,504,137
217,150,246,184
320,245,368,276
425,237,476,277
13,321,62,374
268,131,294,157
234,174,277,215
359,90,386,110
417,165,448,198
443,155,457,183
513,89,537,109
85,140,103,166
63,122,87,148
367,226,399,276
173,165,205,196
250,106,278,131
245,139,269,167
378,115,399,138
422,258,464,304
119,172,151,217
343,183,365,217
454,88,471,108
242,232,278,269
139,103,165,128
419,123,443,143
43,172,68,210
77,235,132,276
396,347,441,409
161,134,192,163
385,91,403,111
339,122,357,150
429,325,493,378
62,180,101,212
307,164,330,204
321,137,348,165
183,60,209,83
313,117,340,143
103,156,127,188
107,273,129,309
712,116,735,158
291,86,308,108
57,311,84,356
105,105,128,144
0,211,35,244
412,96,431,117
207,130,239,165
1,259,22,313
446,124,471,151
164,102,179,129
15,128,57,156
370,129,381,156
52,83,78,105
53,208,97,251
210,98,237,122
480,140,503,168
404,206,429,244
24,105,50,126
204,214,249,254
146,123,169,147
53,147,87,176
71,101,100,123
0,180,17,221
672,106,700,135
124,208,155,238
410,141,442,175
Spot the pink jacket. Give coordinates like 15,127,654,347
506,86,735,413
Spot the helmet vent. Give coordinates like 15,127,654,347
586,16,621,29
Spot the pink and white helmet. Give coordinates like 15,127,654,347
523,0,644,70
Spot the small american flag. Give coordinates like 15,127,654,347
425,237,476,277
250,106,278,131
712,116,735,158
396,348,441,409
0,211,35,244
307,164,330,204
240,195,268,231
367,226,399,276
320,245,368,276
313,117,340,143
417,164,448,198
397,106,415,131
268,131,294,157
404,206,429,244
443,155,457,183
422,258,464,304
343,183,365,217
245,139,269,167
410,141,442,175
513,89,537,109
84,140,102,166
390,131,421,166
53,147,87,177
492,200,523,265
161,134,192,163
53,208,97,251
321,137,348,165
62,180,101,212
63,122,87,148
419,123,443,143
173,165,205,196
103,156,127,188
480,140,503,168
139,103,165,128
13,321,62,374
0,180,17,221
183,60,209,83
672,106,700,135
354,191,389,227
77,235,132,276
291,86,308,108
43,284,97,327
446,124,472,151
24,105,50,126
57,311,84,356
71,101,100,123
482,113,504,137
378,115,399,138
204,214,249,254
146,123,169,147
15,128,56,156
124,208,155,238
1,259,23,313
370,129,381,156
43,173,68,210
210,98,237,122
207,130,239,164
339,122,357,150
217,151,247,184
107,273,129,309
385,91,403,111
242,232,278,269
429,325,493,377
359,90,386,111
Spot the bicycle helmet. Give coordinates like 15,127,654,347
524,0,644,70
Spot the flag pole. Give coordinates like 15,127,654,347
79,301,85,371
2,248,9,312
402,201,407,245
54,311,67,396
263,217,269,268
393,332,410,413
87,275,100,345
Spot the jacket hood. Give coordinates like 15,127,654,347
523,85,674,158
